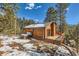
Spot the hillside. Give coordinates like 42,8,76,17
0,35,77,56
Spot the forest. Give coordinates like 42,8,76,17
0,3,79,55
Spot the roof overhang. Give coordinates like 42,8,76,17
24,24,45,28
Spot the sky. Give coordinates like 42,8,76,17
16,3,79,25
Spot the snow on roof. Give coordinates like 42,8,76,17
24,24,45,28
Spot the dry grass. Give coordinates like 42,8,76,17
0,51,5,56
0,39,4,47
9,42,25,51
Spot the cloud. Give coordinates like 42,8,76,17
25,3,35,10
35,5,42,9
35,19,39,22
66,8,69,11
25,7,33,10
25,3,42,10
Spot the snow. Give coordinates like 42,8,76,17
0,46,12,52
24,24,45,28
1,37,30,45
54,46,71,56
11,36,20,39
0,35,9,39
0,35,77,56
27,51,49,56
23,44,33,50
12,39,30,44
4,49,27,56
0,36,32,56
21,32,32,37
0,35,49,56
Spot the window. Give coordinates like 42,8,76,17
47,29,51,36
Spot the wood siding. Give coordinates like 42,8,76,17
23,27,45,39
33,28,45,39
45,23,51,38
23,22,57,40
45,22,57,39
51,22,56,36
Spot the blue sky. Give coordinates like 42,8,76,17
16,3,79,25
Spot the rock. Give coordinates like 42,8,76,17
0,45,13,52
23,44,33,50
5,50,26,56
27,51,49,56
54,46,71,56
69,40,76,47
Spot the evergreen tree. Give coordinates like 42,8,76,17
17,17,35,32
56,3,69,33
72,23,79,53
0,3,20,35
44,7,57,23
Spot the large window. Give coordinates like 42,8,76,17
47,29,51,36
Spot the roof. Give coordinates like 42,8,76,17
24,21,56,28
45,21,57,26
24,24,45,28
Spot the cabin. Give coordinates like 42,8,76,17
23,21,65,44
23,21,63,41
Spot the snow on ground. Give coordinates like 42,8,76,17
0,35,50,56
0,35,76,56
54,46,71,56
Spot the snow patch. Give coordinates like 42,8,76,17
54,46,71,56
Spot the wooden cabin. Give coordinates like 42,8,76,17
23,21,62,40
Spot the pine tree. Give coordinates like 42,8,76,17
17,17,35,32
0,3,20,35
56,3,69,33
44,7,57,23
72,23,79,53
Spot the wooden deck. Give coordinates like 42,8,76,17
33,35,64,45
